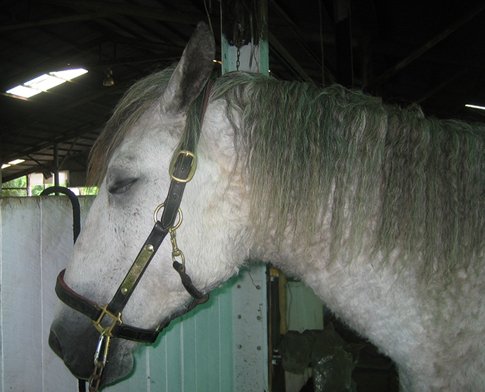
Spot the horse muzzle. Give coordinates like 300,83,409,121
49,309,134,386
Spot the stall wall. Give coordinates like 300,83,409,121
0,197,267,392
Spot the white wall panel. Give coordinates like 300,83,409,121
1,196,268,392
1,198,43,391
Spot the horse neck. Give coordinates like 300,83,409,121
258,223,442,389
220,80,484,391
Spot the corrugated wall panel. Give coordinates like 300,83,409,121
128,280,239,392
41,197,93,392
1,197,267,392
218,288,234,390
106,269,267,392
1,198,43,391
0,197,93,392
232,267,269,392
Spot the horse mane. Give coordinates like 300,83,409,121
88,65,206,185
212,73,485,279
89,66,484,280
87,66,176,185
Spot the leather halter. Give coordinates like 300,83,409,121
55,149,208,342
55,82,212,357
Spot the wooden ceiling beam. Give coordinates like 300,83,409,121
0,125,100,164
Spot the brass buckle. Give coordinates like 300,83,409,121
169,150,197,183
93,305,122,337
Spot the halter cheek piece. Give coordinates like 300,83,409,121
54,82,212,390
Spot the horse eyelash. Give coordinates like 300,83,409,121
108,177,138,195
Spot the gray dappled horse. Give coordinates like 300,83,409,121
50,23,484,391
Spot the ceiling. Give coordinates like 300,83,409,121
1,0,484,184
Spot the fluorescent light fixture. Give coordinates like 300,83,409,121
465,104,485,111
6,68,88,99
25,73,65,91
7,85,41,98
51,69,88,80
1,159,25,169
9,159,25,165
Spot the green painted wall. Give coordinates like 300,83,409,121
107,266,268,392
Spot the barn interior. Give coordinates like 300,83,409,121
1,0,484,186
1,1,484,391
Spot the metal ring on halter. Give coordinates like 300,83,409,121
153,202,183,229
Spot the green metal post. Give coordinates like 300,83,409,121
220,0,269,75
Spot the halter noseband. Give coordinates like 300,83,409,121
54,81,212,391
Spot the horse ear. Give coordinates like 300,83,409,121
162,22,215,113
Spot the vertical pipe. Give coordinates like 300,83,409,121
53,144,59,195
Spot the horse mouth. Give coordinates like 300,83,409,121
48,330,89,379
49,328,97,380
49,329,64,358
49,326,135,385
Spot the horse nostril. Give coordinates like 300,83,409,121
49,330,64,358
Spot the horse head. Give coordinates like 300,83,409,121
49,23,248,386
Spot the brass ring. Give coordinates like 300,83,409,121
153,203,165,223
153,203,183,229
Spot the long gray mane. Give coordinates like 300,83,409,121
90,68,484,281
214,73,484,279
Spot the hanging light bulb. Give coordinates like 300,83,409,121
103,68,115,87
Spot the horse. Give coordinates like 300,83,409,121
49,22,484,391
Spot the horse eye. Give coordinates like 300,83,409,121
108,177,138,195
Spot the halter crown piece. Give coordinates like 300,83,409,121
54,81,213,391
